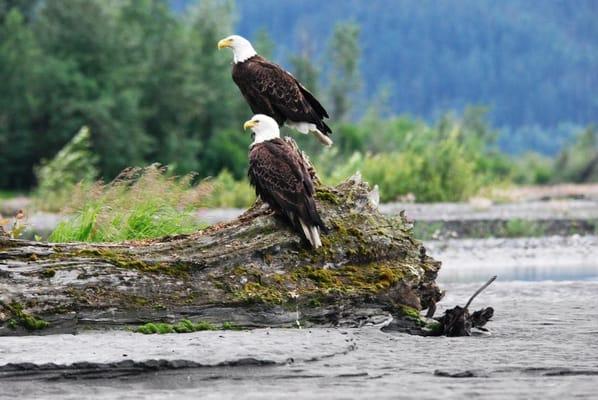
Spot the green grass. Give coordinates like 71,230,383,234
49,166,207,242
134,319,242,334
501,219,546,238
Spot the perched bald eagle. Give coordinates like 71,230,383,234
243,114,327,248
219,35,333,146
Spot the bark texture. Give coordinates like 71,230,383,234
0,176,443,336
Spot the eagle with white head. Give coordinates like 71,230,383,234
243,114,327,248
219,35,333,146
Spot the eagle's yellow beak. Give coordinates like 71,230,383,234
243,119,257,130
218,38,233,49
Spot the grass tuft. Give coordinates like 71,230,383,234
49,165,208,242
133,319,237,334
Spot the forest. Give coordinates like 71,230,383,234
0,0,596,201
218,0,597,150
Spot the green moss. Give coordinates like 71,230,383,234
71,249,191,278
223,245,412,307
424,320,442,334
397,305,425,326
218,204,417,308
236,281,287,304
292,263,405,295
136,323,175,334
307,298,322,307
398,304,421,319
315,187,341,204
4,302,49,331
134,319,217,334
194,321,216,331
222,321,242,330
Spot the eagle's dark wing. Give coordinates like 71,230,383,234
248,139,325,234
233,56,331,135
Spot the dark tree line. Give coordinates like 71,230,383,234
0,0,363,190
0,0,251,189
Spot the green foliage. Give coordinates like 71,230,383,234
512,153,554,185
327,22,361,121
0,0,248,189
0,7,43,188
316,108,513,202
200,129,250,180
201,170,255,208
552,126,598,183
289,28,320,97
253,28,275,59
502,219,545,238
1,0,593,202
34,126,98,212
49,165,207,242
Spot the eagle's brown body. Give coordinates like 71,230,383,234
232,56,331,139
248,138,326,247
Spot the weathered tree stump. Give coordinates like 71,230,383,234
0,176,443,336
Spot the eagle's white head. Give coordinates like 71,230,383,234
243,114,280,145
218,35,257,63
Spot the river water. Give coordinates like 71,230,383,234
1,236,597,399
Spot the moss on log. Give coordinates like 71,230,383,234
0,176,443,336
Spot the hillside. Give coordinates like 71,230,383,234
174,0,597,153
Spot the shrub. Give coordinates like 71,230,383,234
49,165,207,242
34,126,99,212
200,170,256,208
552,126,598,183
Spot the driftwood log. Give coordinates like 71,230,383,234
0,176,443,336
433,276,496,336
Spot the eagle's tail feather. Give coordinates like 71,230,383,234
310,226,322,248
311,129,333,146
286,121,333,146
299,218,322,249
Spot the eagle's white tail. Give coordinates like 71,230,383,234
311,129,333,146
286,121,333,146
299,219,322,249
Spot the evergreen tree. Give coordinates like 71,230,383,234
0,8,42,188
327,22,361,122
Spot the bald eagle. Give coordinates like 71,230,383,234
243,114,327,248
219,35,333,146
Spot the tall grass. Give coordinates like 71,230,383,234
34,127,99,212
49,165,208,242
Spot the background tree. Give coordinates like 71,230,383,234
327,22,361,122
289,30,320,96
0,8,42,188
